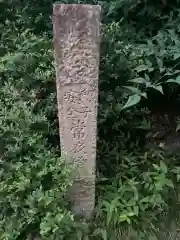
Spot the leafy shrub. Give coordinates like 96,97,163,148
0,7,75,239
0,82,76,239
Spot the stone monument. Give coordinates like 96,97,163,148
53,4,101,219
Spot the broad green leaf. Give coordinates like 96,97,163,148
149,85,163,94
128,78,147,84
176,123,180,132
166,76,180,84
101,229,107,240
159,142,165,148
165,179,174,188
147,39,154,50
164,70,180,76
173,53,180,60
107,210,113,225
140,92,147,98
123,86,140,93
135,65,148,73
121,94,141,110
153,164,160,171
140,197,150,203
119,215,131,224
126,212,136,217
160,161,167,174
77,231,83,240
133,206,139,215
177,175,180,181
156,57,163,70
144,73,150,81
152,194,164,205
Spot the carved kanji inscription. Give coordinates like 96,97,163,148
53,4,101,219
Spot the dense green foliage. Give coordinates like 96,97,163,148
1,0,180,239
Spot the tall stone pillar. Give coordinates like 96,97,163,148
53,4,101,219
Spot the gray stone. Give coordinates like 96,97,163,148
53,4,101,219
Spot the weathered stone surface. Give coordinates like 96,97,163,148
53,4,101,218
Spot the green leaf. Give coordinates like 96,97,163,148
176,123,180,132
144,73,150,81
177,175,180,181
128,78,147,84
123,86,140,94
126,212,136,217
165,179,174,188
149,85,163,94
107,210,113,225
156,57,164,71
101,229,107,240
147,39,154,50
140,197,150,203
139,92,147,98
173,53,180,60
77,231,83,240
166,76,180,85
121,94,141,110
153,164,160,171
119,215,131,224
160,161,167,174
135,65,148,73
